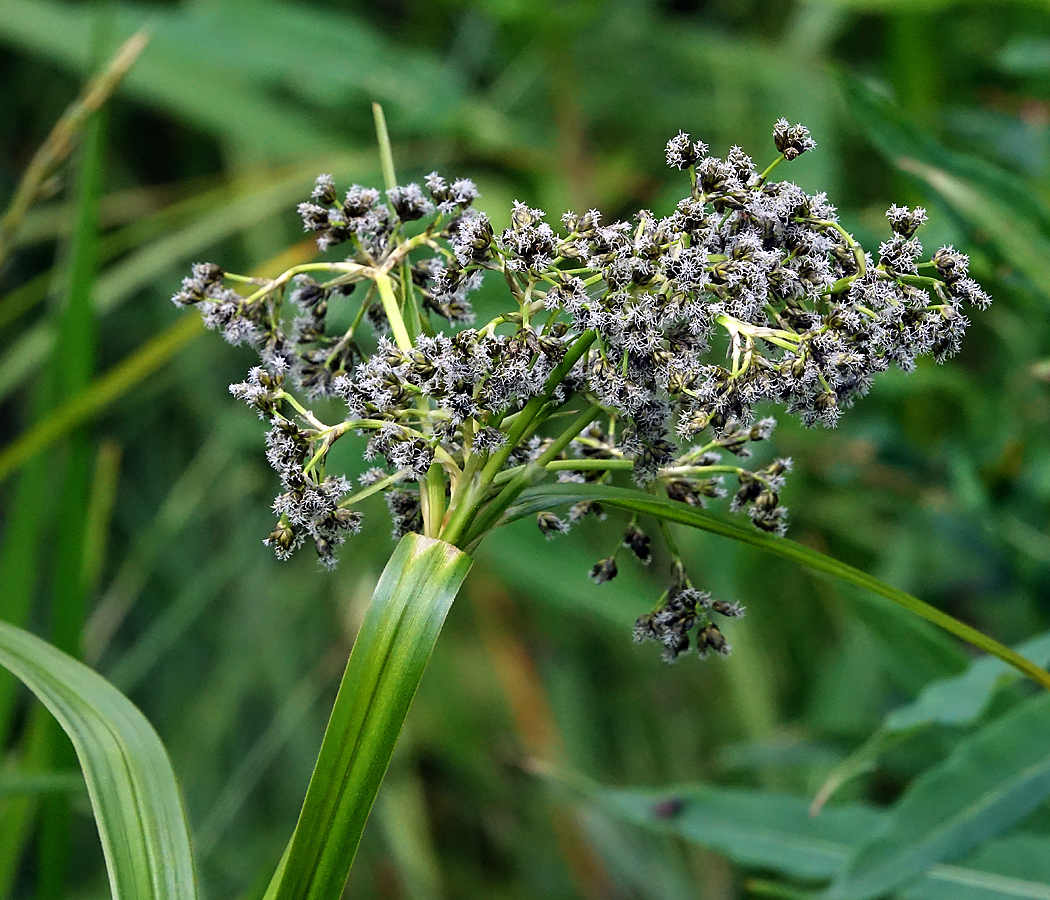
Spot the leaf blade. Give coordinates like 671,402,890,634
812,630,1050,813
0,622,196,900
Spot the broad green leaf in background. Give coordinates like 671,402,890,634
1000,38,1050,76
812,630,1050,812
265,534,471,900
825,693,1050,899
815,0,1019,10
506,483,1050,692
560,772,1050,900
0,621,196,900
885,630,1050,732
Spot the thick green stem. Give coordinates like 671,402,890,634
476,330,597,489
423,463,446,538
439,331,598,547
756,153,786,185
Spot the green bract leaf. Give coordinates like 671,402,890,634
506,483,1050,692
266,533,471,900
825,694,1050,899
0,621,196,900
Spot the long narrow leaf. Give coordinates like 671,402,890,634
506,483,1050,692
39,29,110,892
0,161,352,403
0,621,196,900
267,533,471,900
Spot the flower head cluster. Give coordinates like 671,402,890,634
633,581,746,663
173,120,989,661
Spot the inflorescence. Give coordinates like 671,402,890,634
173,119,988,663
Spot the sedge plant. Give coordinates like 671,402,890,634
1,102,1048,900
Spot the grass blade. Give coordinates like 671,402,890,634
266,533,471,900
196,669,326,860
0,621,196,900
0,241,316,488
505,483,1050,692
85,430,249,663
0,313,203,486
37,21,110,890
81,439,122,598
0,161,348,403
0,771,83,797
0,28,147,268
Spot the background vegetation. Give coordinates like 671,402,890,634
2,0,1050,897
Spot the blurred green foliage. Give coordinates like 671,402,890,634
3,0,1050,897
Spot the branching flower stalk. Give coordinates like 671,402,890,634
173,116,990,664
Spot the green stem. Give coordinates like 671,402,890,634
437,455,486,549
374,272,413,352
492,457,630,485
535,404,602,467
423,463,447,538
490,458,745,486
459,404,602,549
240,263,368,306
474,330,597,492
756,154,786,185
812,219,866,277
338,469,412,509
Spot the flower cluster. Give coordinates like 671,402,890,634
633,581,746,663
173,120,988,660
